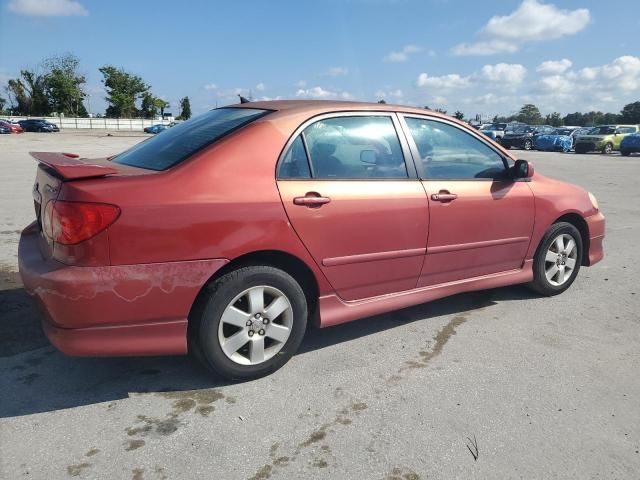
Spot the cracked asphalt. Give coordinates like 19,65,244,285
1,132,639,479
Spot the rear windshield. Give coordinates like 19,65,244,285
112,107,269,171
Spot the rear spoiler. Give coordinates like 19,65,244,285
30,152,119,180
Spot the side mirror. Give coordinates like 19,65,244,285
360,149,377,164
513,159,534,179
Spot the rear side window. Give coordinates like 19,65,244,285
113,108,269,171
302,116,408,179
278,136,311,178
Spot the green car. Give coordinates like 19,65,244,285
574,125,640,154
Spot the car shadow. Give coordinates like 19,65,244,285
0,281,538,418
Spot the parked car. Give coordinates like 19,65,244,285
18,101,605,379
534,127,576,152
18,119,60,132
0,120,24,133
574,125,639,154
620,132,640,156
0,124,10,134
144,123,170,134
501,125,555,150
479,123,508,143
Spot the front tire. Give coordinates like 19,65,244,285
621,150,630,157
192,266,308,380
524,139,533,150
602,143,613,154
528,222,582,296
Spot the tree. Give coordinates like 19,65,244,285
516,104,542,125
154,98,169,118
435,108,447,114
177,96,191,120
99,65,149,118
377,99,386,104
6,70,49,116
544,112,563,127
140,92,157,119
0,95,6,114
43,54,87,117
453,110,464,120
620,102,640,123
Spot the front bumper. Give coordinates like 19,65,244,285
18,223,228,356
575,141,604,152
585,211,605,266
501,137,529,148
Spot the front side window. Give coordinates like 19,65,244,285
405,117,507,180
302,116,408,179
113,107,269,171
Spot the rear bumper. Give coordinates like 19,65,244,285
18,223,228,356
585,211,605,266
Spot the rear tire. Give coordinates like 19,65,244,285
528,222,582,296
621,150,630,157
192,266,308,380
524,139,533,150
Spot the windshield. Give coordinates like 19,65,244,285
589,126,616,135
507,126,533,134
483,123,506,131
113,108,269,171
554,129,571,135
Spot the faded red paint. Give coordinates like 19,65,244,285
18,100,605,357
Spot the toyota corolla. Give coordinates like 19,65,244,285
19,101,605,379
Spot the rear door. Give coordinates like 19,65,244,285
400,115,535,287
277,113,429,301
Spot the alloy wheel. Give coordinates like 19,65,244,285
544,234,578,286
217,285,293,365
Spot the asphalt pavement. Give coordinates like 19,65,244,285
0,132,638,479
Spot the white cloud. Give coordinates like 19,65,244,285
7,0,88,16
416,73,471,89
539,75,573,93
537,59,572,75
384,44,423,62
479,63,527,84
451,40,517,56
325,67,349,77
255,83,265,92
204,83,218,91
452,0,590,56
375,88,403,100
295,80,307,88
295,86,351,100
577,56,640,92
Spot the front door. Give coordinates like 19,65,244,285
277,113,429,301
400,115,535,287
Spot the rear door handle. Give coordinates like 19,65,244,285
431,192,458,202
293,193,331,207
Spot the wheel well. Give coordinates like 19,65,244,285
188,250,320,329
554,213,589,266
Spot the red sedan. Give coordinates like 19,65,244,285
19,101,605,379
0,120,24,133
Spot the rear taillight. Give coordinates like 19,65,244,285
43,200,120,245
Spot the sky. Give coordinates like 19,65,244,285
1,0,639,119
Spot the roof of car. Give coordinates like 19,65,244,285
230,99,453,119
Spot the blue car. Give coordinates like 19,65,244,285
620,132,640,156
143,123,169,134
534,127,575,152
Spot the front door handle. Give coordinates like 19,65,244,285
431,191,458,202
293,192,331,207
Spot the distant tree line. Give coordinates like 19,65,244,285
491,102,640,127
1,53,191,120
